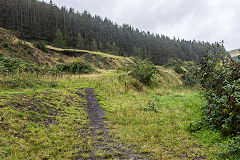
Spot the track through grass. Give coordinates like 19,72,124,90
0,70,223,159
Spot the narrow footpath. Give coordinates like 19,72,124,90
76,88,150,160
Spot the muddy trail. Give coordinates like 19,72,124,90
76,88,150,160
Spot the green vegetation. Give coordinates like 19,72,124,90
123,57,159,85
0,55,59,90
76,33,84,49
0,54,222,159
193,47,240,159
165,58,199,86
0,90,90,159
0,56,55,74
0,29,237,158
56,61,95,74
54,29,67,48
33,40,48,52
55,71,222,159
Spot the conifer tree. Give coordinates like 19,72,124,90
54,29,67,48
91,39,98,51
133,46,142,58
98,41,104,51
112,42,119,55
76,33,84,49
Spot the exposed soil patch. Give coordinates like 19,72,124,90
76,88,150,160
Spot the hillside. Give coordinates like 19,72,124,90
229,48,240,61
0,0,228,65
0,18,239,160
0,27,131,69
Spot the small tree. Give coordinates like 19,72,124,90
133,46,142,58
112,42,119,55
76,33,84,49
90,39,98,51
106,41,112,53
124,57,159,85
98,41,104,51
54,29,67,48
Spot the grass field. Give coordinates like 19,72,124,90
0,70,225,159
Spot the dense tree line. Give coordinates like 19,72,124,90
0,0,227,65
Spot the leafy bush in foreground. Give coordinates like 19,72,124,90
123,57,159,85
198,49,240,136
190,45,240,159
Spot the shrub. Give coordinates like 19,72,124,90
198,47,240,136
219,135,240,159
26,48,33,55
0,56,58,75
33,40,48,52
56,61,95,74
165,58,199,86
1,41,9,48
123,57,159,85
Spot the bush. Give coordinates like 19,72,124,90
0,56,58,75
219,136,240,159
1,41,9,48
56,61,95,74
198,47,240,136
123,57,159,85
26,48,33,55
165,58,199,86
33,40,48,52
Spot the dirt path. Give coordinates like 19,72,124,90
76,88,150,160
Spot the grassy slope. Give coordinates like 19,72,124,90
0,27,131,69
229,48,240,58
46,45,132,69
0,27,224,159
0,69,223,159
229,48,240,62
0,27,61,67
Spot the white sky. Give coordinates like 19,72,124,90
51,0,240,51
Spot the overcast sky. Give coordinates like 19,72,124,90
52,0,240,51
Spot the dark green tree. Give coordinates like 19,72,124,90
54,29,67,48
133,46,142,58
76,33,84,49
90,39,98,51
